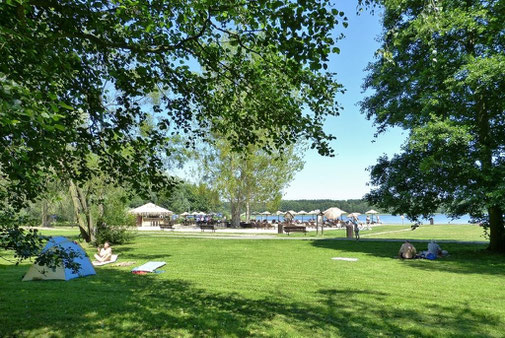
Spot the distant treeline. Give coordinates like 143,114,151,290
278,199,377,214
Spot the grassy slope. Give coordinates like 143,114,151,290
361,224,488,241
280,224,487,241
1,228,503,337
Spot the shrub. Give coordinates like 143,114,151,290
94,218,136,246
94,188,137,246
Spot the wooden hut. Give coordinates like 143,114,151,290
129,203,173,227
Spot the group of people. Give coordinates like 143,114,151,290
398,240,448,260
365,215,381,224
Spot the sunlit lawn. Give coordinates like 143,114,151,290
28,224,488,243
1,227,503,337
282,224,487,242
361,224,488,242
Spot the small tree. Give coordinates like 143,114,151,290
202,138,304,227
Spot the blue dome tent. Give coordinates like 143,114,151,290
23,236,96,281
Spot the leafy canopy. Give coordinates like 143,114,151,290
1,0,347,208
361,0,505,251
1,0,350,260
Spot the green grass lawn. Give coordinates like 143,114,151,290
1,228,503,337
361,224,488,242
280,224,487,242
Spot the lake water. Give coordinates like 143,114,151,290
258,214,473,225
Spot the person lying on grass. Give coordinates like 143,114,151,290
398,241,417,259
94,242,112,263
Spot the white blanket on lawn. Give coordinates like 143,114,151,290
92,254,118,266
331,257,358,262
131,261,166,272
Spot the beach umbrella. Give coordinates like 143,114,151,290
308,209,320,220
323,207,347,220
297,210,308,222
365,209,380,223
180,212,190,218
307,209,321,218
348,212,361,218
194,211,206,220
261,211,271,221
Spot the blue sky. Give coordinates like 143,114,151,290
283,3,406,200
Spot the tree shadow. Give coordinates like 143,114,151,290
111,253,172,261
312,239,505,276
1,268,502,337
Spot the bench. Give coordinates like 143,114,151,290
160,224,174,231
200,224,216,232
284,226,307,235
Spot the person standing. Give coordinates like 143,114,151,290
352,216,360,240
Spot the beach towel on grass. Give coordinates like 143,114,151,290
331,257,358,262
92,255,118,266
131,261,166,273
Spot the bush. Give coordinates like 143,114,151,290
94,189,137,246
94,214,136,246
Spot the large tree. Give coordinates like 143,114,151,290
201,137,304,227
361,0,505,252
1,0,347,260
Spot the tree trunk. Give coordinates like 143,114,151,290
475,93,505,252
231,199,241,228
41,200,51,227
69,180,95,243
246,200,251,223
488,206,505,253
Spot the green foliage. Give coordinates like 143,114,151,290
361,0,505,252
0,0,346,210
131,181,222,214
1,0,348,260
201,135,304,225
101,188,136,227
0,209,43,261
94,222,135,247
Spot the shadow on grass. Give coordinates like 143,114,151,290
115,253,173,261
1,267,502,337
312,239,505,276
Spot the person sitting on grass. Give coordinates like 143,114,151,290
94,241,112,263
398,241,417,259
427,240,448,258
